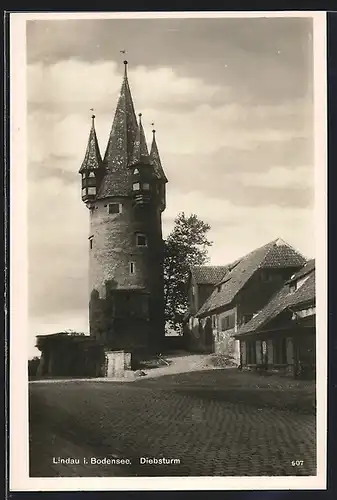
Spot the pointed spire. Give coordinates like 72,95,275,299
98,60,138,197
150,127,168,183
130,113,150,165
79,113,102,173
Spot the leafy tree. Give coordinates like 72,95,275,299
164,212,212,331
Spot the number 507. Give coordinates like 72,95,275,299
291,460,304,466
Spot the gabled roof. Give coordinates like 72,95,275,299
150,129,168,183
79,115,103,173
196,239,306,317
236,265,315,336
190,265,229,285
97,61,138,198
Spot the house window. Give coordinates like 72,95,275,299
108,203,122,214
88,171,95,178
89,236,93,249
136,233,147,247
221,313,235,331
87,187,96,196
133,182,140,191
129,262,136,274
212,315,217,328
143,183,150,191
273,338,287,364
246,341,257,364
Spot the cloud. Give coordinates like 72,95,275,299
163,188,314,264
26,24,314,353
240,165,314,189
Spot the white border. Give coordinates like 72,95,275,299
9,11,327,492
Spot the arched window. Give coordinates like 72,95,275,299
133,168,139,174
88,171,95,178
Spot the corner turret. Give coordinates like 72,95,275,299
130,113,156,206
79,114,104,204
150,127,167,212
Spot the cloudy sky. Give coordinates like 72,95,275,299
27,15,315,357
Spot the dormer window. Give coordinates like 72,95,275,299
143,183,150,191
108,203,122,214
133,182,140,191
136,233,147,247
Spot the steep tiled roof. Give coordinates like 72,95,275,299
97,61,138,198
130,114,151,166
79,115,103,173
196,239,306,317
191,266,229,285
236,266,315,336
150,129,168,183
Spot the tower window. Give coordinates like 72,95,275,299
136,234,147,247
88,171,95,178
88,187,96,196
143,183,150,191
89,236,93,249
108,203,122,214
133,168,139,174
133,182,140,191
129,262,136,274
82,188,87,196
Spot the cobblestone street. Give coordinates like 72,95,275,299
29,369,316,477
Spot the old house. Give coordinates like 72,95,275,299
234,259,315,378
185,239,306,363
184,266,229,351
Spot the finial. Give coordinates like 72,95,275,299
90,108,95,125
151,122,156,135
123,59,128,77
138,113,142,124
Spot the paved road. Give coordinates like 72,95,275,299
29,370,316,477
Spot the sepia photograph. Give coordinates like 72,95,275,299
10,11,327,491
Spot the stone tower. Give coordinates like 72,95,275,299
79,61,167,357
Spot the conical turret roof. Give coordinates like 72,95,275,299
79,114,102,173
130,113,151,166
150,129,168,183
97,61,138,198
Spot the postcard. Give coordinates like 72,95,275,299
9,10,327,491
